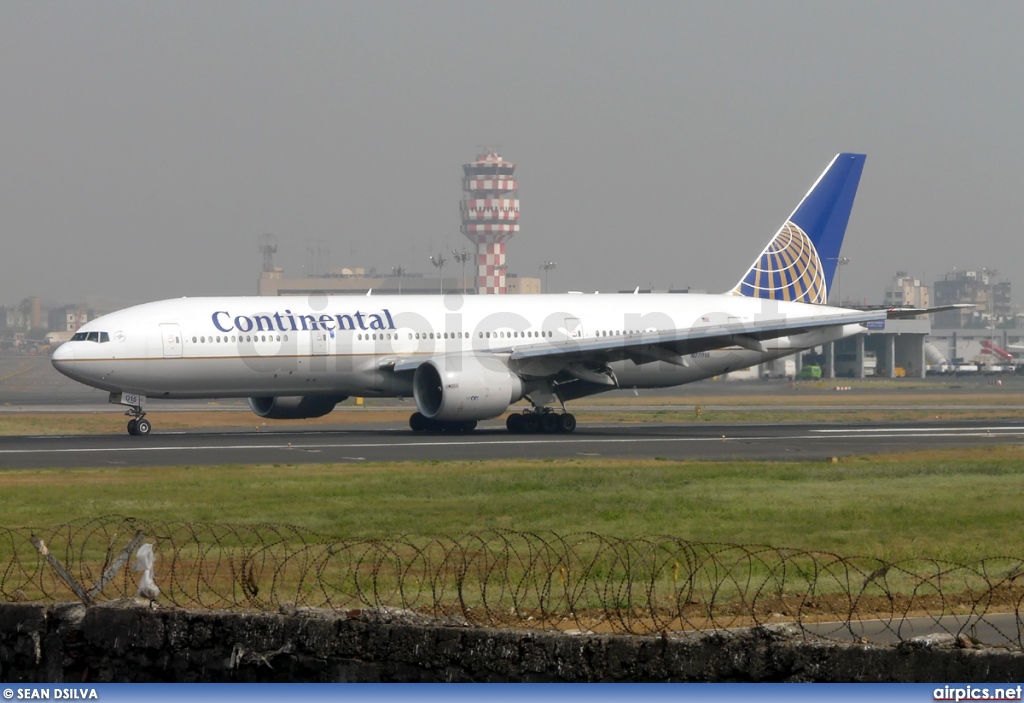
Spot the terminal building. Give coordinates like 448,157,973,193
822,317,930,379
781,268,1020,379
257,149,541,297
257,267,539,296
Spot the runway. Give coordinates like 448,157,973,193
5,354,1024,468
3,419,1024,469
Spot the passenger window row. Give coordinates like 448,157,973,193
355,331,553,341
482,330,552,339
182,329,562,345
191,335,288,343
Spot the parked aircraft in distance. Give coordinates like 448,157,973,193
52,153,943,436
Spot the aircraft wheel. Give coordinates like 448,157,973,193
135,419,152,436
522,414,541,434
541,413,560,433
459,420,478,432
409,412,428,432
127,419,138,436
506,413,523,433
558,413,577,434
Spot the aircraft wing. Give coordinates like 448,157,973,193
391,309,885,374
507,309,885,365
885,304,975,319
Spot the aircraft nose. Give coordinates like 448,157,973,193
50,342,75,373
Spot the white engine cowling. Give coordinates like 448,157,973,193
413,355,525,421
248,395,347,420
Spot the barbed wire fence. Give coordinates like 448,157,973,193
1,516,1022,647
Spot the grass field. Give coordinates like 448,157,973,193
5,387,1024,435
3,447,1024,563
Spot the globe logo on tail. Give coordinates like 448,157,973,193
732,222,828,304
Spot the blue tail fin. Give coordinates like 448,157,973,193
731,153,866,304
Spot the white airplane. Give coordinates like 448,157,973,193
52,153,933,436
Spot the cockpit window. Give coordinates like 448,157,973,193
72,331,109,343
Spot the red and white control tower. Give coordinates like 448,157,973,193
460,151,520,294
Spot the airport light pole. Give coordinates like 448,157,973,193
983,268,998,321
983,267,998,349
829,257,850,306
391,266,405,295
452,248,471,295
429,254,447,294
540,261,557,293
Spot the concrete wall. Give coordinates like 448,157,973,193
1,602,1021,683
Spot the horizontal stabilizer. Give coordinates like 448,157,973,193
886,304,976,320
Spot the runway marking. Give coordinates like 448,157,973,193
0,362,36,383
813,426,1024,433
3,429,1024,455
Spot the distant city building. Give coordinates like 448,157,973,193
932,269,1010,328
884,271,930,309
1,298,43,330
47,305,94,333
0,306,25,329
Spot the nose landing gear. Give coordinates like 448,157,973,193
126,408,151,436
110,392,152,436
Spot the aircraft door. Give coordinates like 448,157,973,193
159,323,183,358
563,317,584,339
312,330,329,355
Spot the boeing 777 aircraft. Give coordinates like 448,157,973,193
51,153,936,436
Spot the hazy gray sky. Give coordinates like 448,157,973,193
2,1,1023,308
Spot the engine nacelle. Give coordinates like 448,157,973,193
413,355,524,421
248,395,346,420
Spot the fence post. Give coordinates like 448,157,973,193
88,530,146,601
31,535,91,605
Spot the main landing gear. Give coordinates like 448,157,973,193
505,409,576,434
409,412,478,433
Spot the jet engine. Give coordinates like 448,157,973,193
247,395,347,420
413,355,524,421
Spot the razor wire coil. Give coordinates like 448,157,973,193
1,516,1022,647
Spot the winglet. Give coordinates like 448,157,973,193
732,153,866,304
